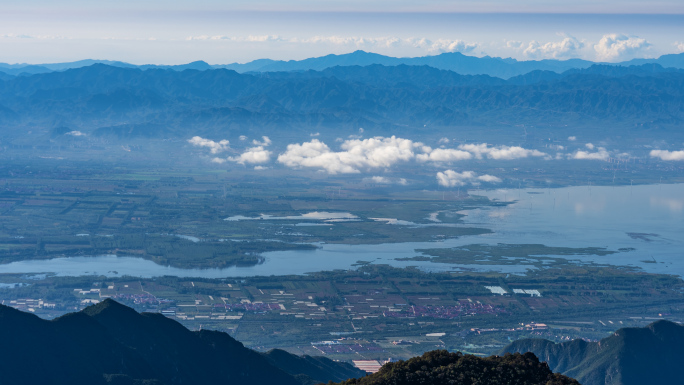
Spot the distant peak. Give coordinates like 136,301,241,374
647,319,682,333
81,298,138,318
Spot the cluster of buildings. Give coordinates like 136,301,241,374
383,302,506,319
3,298,56,312
486,286,542,297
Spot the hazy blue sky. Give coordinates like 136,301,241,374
1,1,684,64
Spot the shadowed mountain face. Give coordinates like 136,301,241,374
501,320,684,385
331,350,579,385
1,62,684,138
0,299,364,385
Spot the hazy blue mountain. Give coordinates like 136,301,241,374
257,64,508,88
223,50,596,78
38,59,139,71
3,51,684,79
0,59,212,75
227,51,684,76
1,62,684,139
620,53,684,69
563,63,684,77
0,64,52,76
139,60,214,71
501,320,684,385
0,299,364,385
0,71,14,81
506,70,563,85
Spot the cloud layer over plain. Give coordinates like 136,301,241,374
190,135,622,178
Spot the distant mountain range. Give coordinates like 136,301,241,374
1,61,683,139
501,320,684,385
0,299,364,385
2,50,684,79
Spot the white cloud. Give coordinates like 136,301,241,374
239,135,247,141
523,36,584,59
310,132,320,137
436,170,502,187
568,136,577,141
594,34,651,61
229,146,272,164
506,40,523,49
187,35,285,42
417,148,472,162
571,147,610,161
183,34,478,54
676,42,684,53
438,137,450,144
278,139,350,174
188,136,230,154
252,136,272,146
370,176,391,184
277,136,423,174
585,143,595,150
650,149,684,161
477,174,503,183
211,157,227,164
457,143,547,160
423,39,478,54
66,130,86,137
0,33,35,39
367,176,408,185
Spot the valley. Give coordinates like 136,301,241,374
0,156,682,364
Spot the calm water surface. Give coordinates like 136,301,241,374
0,183,681,278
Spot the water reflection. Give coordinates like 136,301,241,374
0,183,682,278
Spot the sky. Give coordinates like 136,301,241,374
1,1,684,64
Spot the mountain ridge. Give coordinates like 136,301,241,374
501,320,684,385
1,61,683,138
0,298,365,385
2,50,684,78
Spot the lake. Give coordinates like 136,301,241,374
0,183,682,278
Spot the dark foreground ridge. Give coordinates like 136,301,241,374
501,320,684,385
330,350,578,385
0,298,364,385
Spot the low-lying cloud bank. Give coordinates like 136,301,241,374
457,143,547,160
364,176,409,185
277,136,420,174
436,170,502,187
189,135,622,175
650,149,684,161
188,136,230,154
277,137,549,174
570,146,610,161
190,135,273,165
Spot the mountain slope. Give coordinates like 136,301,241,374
2,62,684,138
331,350,579,385
262,348,366,385
0,299,363,385
501,320,684,385
223,50,596,78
